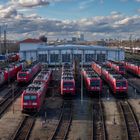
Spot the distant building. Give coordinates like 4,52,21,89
79,34,84,41
19,40,125,65
72,37,78,42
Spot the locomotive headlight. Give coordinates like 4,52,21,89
23,103,28,105
32,103,37,105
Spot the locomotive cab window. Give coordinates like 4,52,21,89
122,81,126,87
119,67,125,71
30,95,37,100
90,80,100,87
116,82,121,87
116,81,126,87
19,73,26,77
24,96,30,100
63,82,74,87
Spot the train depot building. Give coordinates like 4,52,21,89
19,38,125,65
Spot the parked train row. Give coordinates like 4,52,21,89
0,61,26,86
92,62,128,95
82,66,102,94
123,61,140,77
61,65,76,95
106,61,126,75
0,53,20,62
17,61,41,83
21,69,52,112
107,60,140,77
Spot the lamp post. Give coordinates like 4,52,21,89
4,24,7,54
0,25,1,54
81,49,84,104
12,83,15,114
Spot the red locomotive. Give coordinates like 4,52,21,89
17,61,41,84
125,62,140,77
92,62,102,76
7,53,20,62
0,61,25,86
33,70,52,88
21,69,52,112
106,61,126,75
61,66,75,95
92,62,128,95
82,67,102,94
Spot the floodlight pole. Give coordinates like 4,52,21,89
0,26,1,54
12,83,15,114
81,49,83,104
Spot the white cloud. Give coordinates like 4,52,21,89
135,0,140,2
79,0,95,10
11,0,50,7
0,12,139,40
0,6,17,18
111,11,122,15
0,1,139,40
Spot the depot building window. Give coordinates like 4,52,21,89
85,54,96,62
38,54,47,62
50,54,59,62
62,54,70,62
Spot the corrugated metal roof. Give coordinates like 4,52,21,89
20,38,43,43
37,44,123,51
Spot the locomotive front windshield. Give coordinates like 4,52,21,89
116,81,126,87
90,80,100,87
63,82,74,88
119,66,125,71
30,95,37,100
19,73,27,77
24,95,37,101
24,95,30,100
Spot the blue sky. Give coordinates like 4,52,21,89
38,0,140,19
0,0,140,40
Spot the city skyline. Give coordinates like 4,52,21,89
0,0,140,40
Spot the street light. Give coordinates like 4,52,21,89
3,24,8,54
0,25,1,54
81,49,84,104
12,83,15,114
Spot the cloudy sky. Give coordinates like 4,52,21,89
0,0,140,40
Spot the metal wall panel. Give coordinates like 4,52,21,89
119,50,125,61
108,51,116,61
19,52,25,60
20,43,40,51
26,52,31,61
30,52,37,61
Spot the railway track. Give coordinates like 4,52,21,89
0,85,24,117
92,100,107,140
50,101,72,140
11,115,36,140
0,70,42,117
123,73,140,94
118,100,140,140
